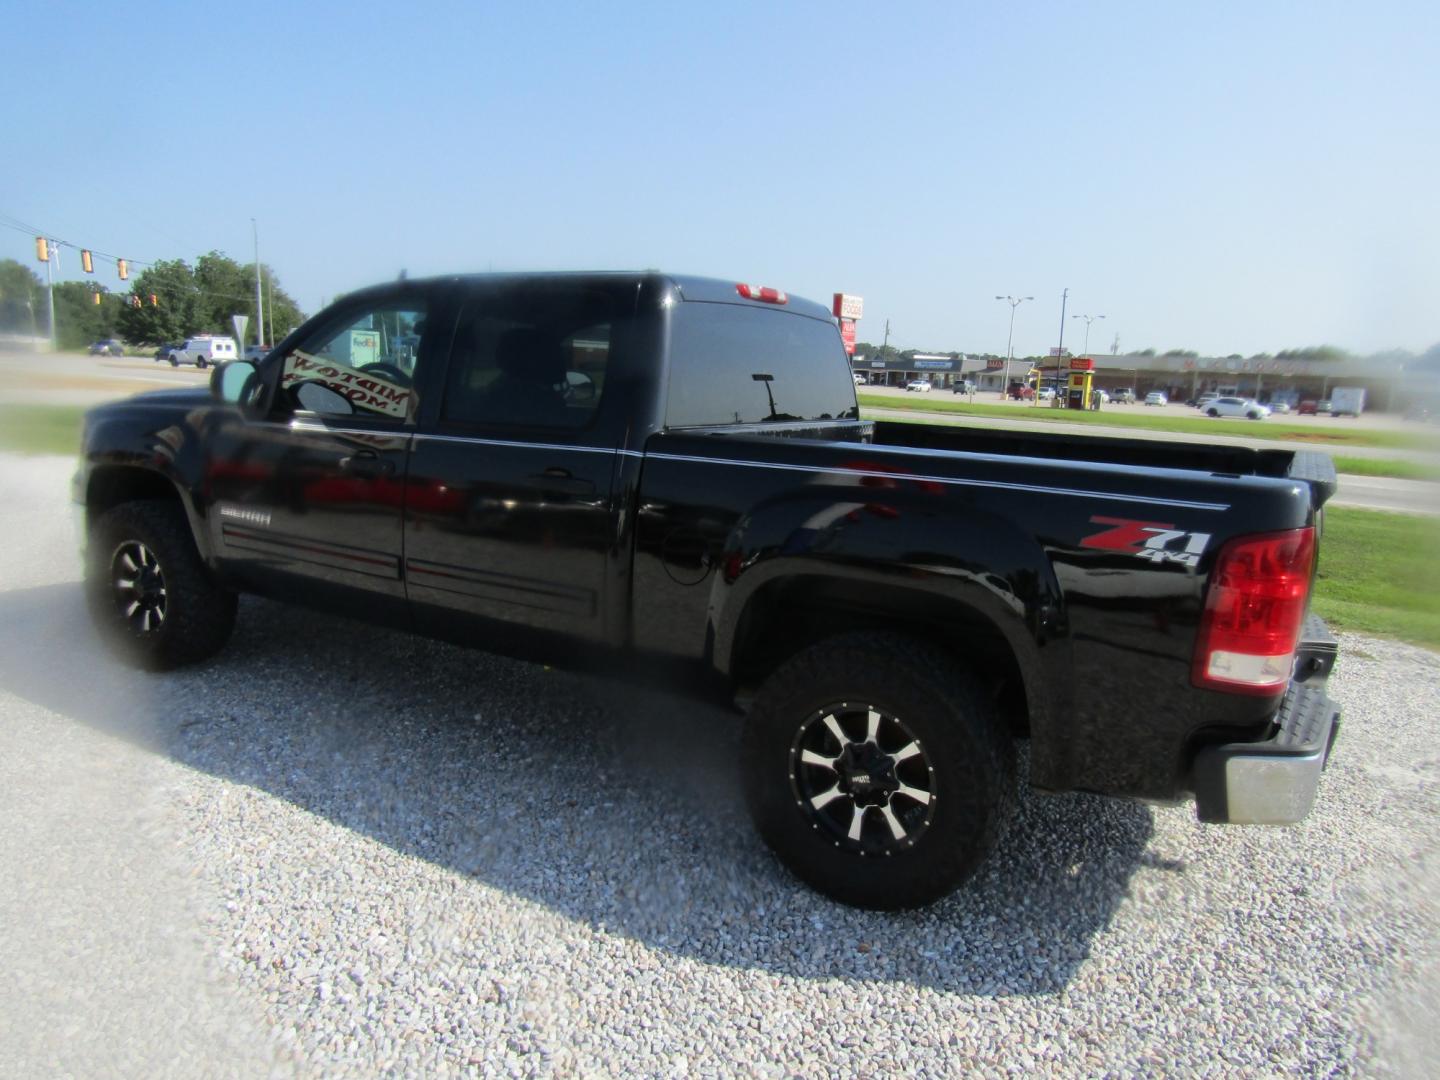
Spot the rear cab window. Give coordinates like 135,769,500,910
665,303,858,427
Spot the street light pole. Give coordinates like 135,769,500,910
1071,313,1105,358
994,295,1034,398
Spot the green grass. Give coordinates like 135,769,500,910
1330,456,1440,481
0,404,85,456
1313,507,1440,648
858,393,1440,452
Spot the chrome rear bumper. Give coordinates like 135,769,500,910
1192,615,1341,825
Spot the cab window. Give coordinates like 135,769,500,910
441,280,635,430
278,302,428,423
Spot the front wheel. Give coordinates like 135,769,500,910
1207,408,1219,417
742,632,1016,909
86,500,237,670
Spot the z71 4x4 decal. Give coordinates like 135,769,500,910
1081,515,1212,567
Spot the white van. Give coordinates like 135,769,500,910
170,335,238,369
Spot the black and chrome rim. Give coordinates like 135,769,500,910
110,540,167,633
789,703,936,856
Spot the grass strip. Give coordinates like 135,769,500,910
1313,507,1440,649
858,394,1440,452
1330,456,1440,482
0,404,85,456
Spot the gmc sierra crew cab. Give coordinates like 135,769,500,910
74,272,1342,909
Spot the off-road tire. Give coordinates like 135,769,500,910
86,500,237,670
742,632,1016,909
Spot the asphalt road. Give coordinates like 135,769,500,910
2,451,1437,1076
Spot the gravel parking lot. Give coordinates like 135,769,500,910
1,451,1437,1077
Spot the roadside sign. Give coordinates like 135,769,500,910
232,315,249,349
832,293,864,320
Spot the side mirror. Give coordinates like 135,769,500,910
562,370,596,403
294,381,355,415
212,360,261,411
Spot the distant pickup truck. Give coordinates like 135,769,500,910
73,272,1342,909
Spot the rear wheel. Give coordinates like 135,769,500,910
86,500,237,670
742,632,1015,909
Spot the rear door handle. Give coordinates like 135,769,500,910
531,466,594,496
339,450,395,478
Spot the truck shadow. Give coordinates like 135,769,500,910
0,583,1154,997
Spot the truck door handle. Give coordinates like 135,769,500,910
531,466,594,495
339,451,395,477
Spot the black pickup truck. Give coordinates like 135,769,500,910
74,273,1342,909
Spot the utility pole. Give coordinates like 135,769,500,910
252,218,265,348
1053,288,1069,405
43,243,56,350
995,295,1034,398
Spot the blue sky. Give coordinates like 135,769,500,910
2,1,1435,356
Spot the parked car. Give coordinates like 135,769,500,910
153,342,183,363
905,378,933,392
1297,399,1319,415
169,336,238,369
1205,396,1271,420
72,269,1344,911
1194,392,1220,410
1110,387,1136,404
1035,386,1057,402
88,339,124,357
951,379,977,395
1095,388,1110,404
1144,392,1168,406
1268,401,1291,414
244,344,271,364
853,372,866,385
1317,399,1332,414
1007,383,1034,400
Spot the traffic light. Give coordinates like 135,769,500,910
117,259,128,280
93,292,101,306
81,249,94,273
35,237,48,262
131,296,142,308
149,293,158,306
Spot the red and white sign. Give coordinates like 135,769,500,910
1069,357,1095,372
832,293,864,320
839,319,857,355
985,359,1005,371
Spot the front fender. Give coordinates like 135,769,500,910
81,403,216,564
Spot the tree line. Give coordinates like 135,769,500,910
0,252,305,350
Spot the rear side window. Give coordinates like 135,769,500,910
666,304,858,427
441,280,637,430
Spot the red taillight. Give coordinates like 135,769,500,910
736,283,788,305
1193,527,1315,695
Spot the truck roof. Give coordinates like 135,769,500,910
349,271,836,323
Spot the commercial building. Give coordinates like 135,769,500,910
853,351,1417,411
